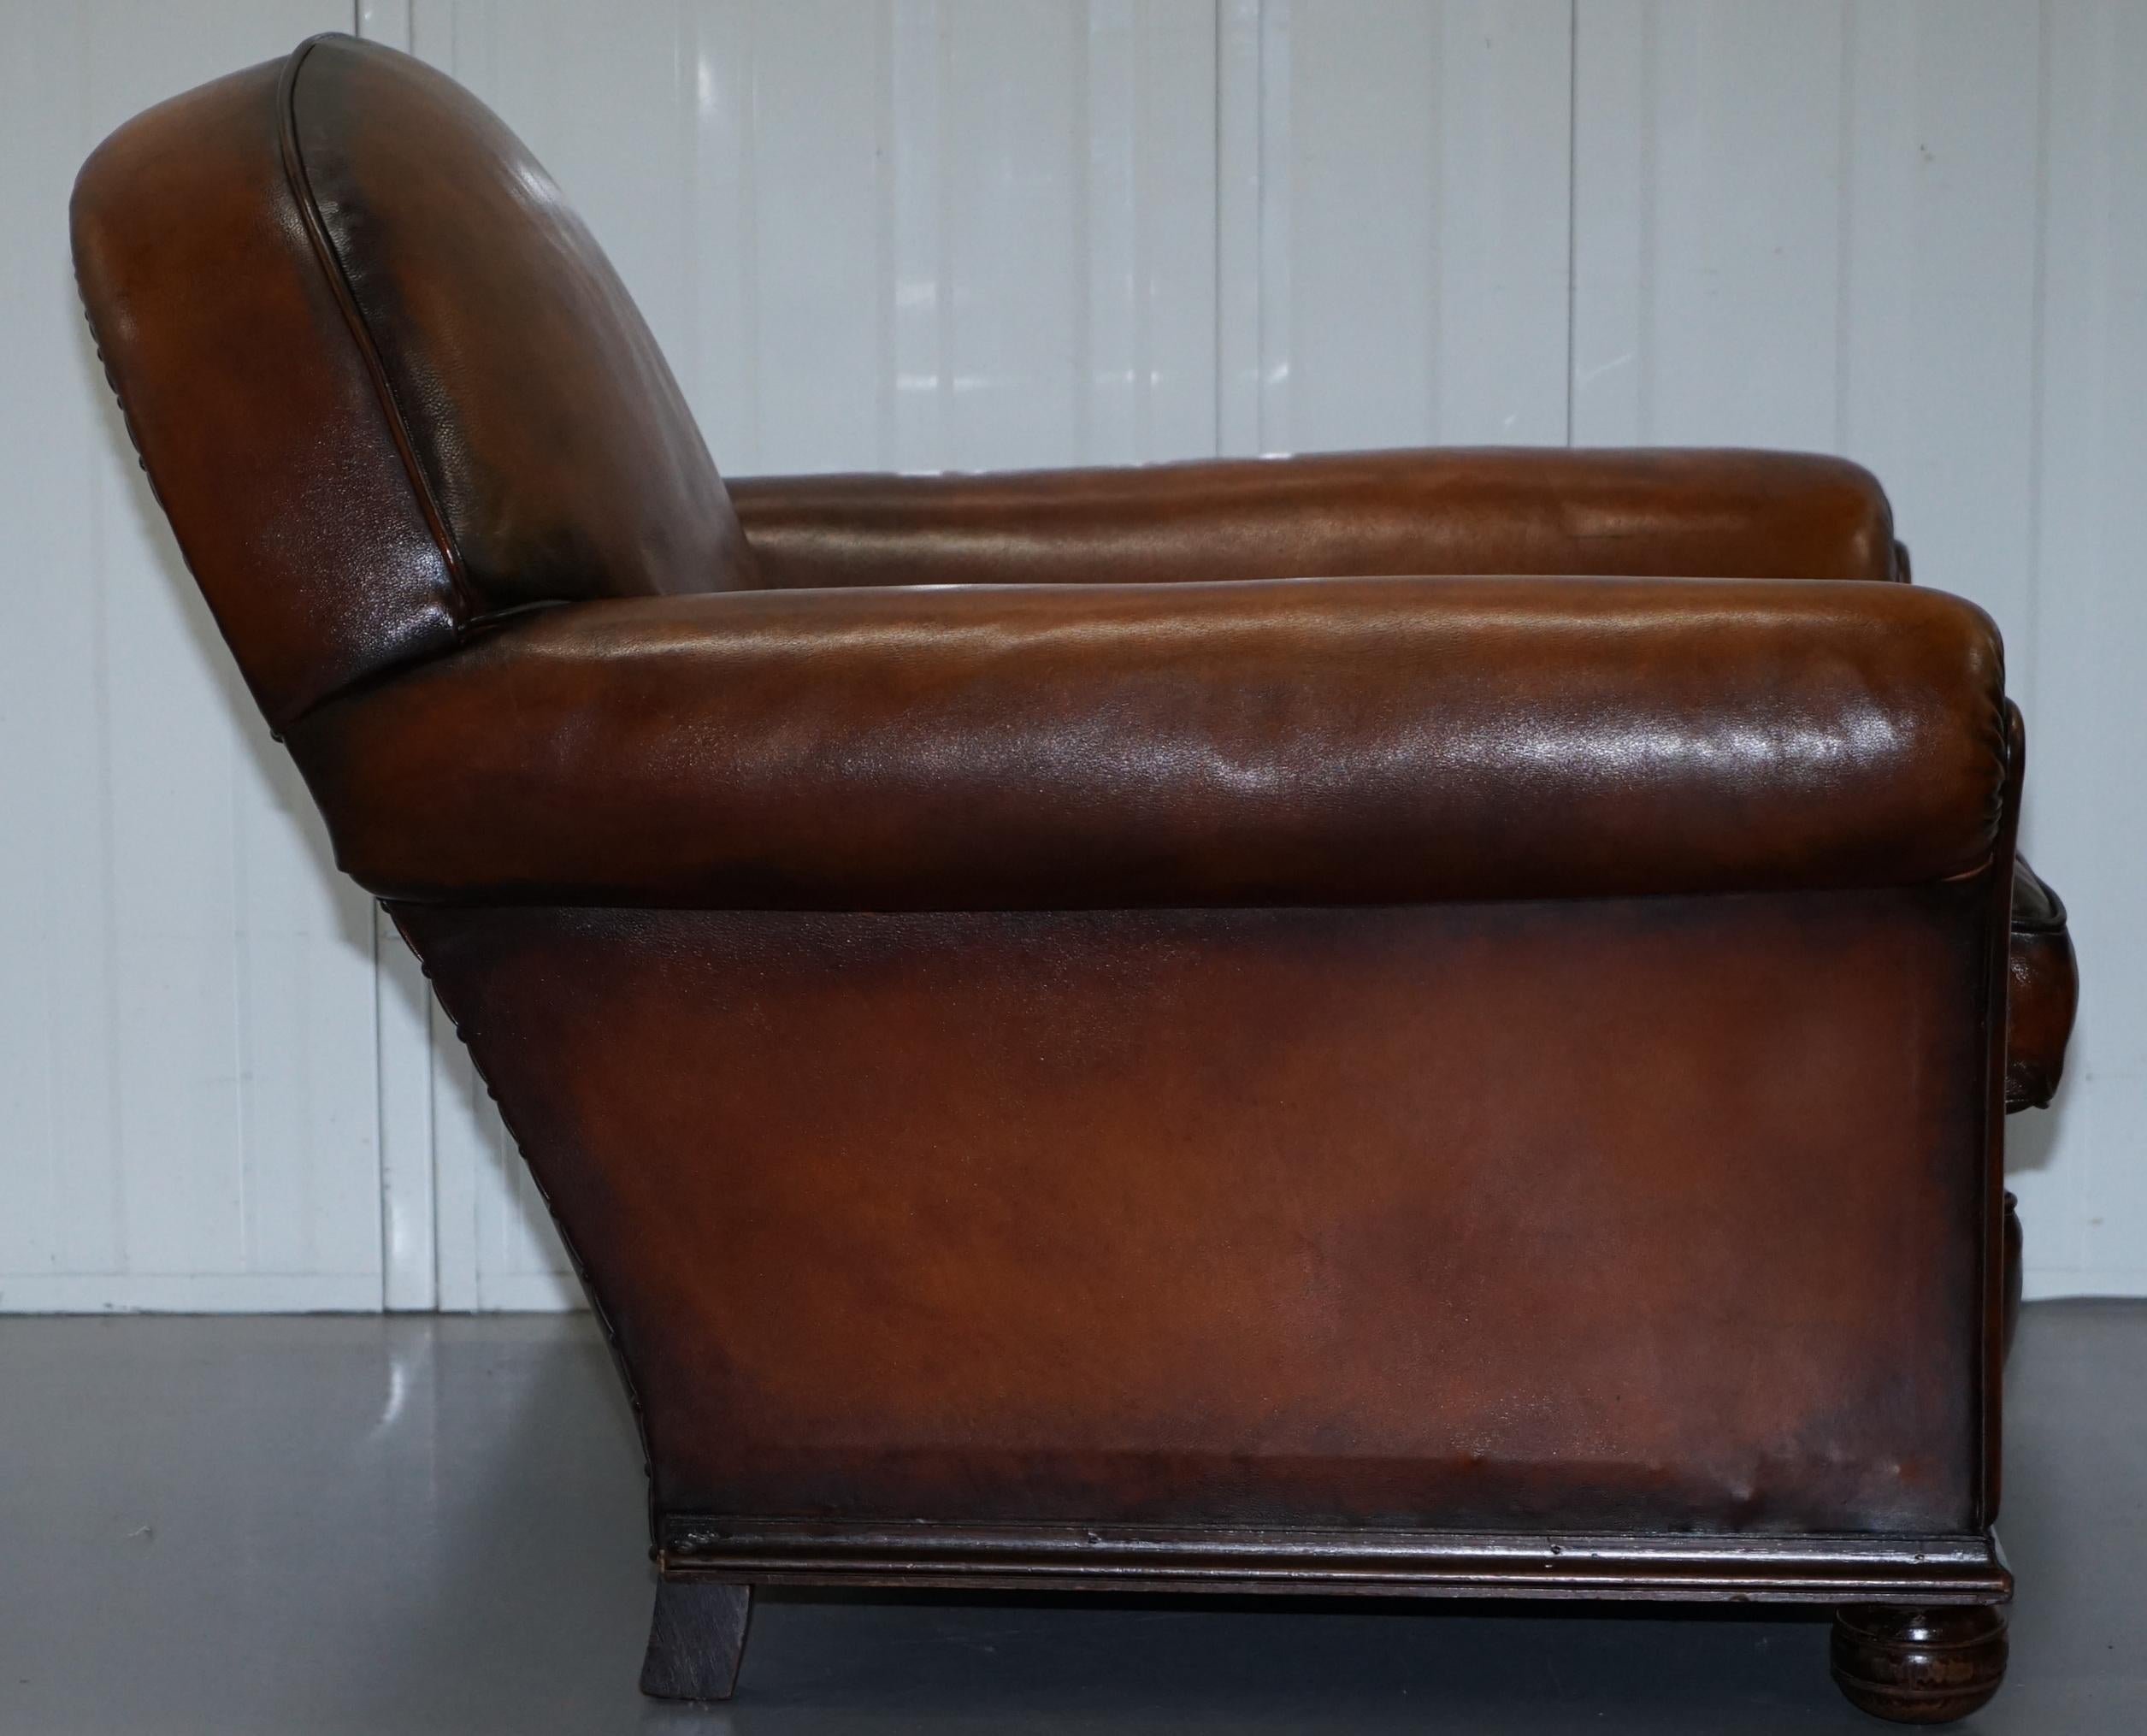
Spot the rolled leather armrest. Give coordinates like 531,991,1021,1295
2008,859,2078,1112
287,575,2005,911
728,447,1902,592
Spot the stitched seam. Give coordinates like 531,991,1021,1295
277,35,479,628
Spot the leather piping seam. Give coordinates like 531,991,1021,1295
276,35,480,633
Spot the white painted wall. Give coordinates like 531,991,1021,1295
1,0,378,1313
1,0,2138,1309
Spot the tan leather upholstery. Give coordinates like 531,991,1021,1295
284,38,754,615
70,37,747,727
2008,859,2079,1113
731,446,1904,591
72,56,460,725
404,887,1991,1537
71,34,2073,1713
287,576,2005,910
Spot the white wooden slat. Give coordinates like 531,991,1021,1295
2015,0,2147,1298
1216,0,1266,454
0,0,112,1289
0,0,123,1289
887,0,947,471
232,748,382,1283
425,1024,488,1314
0,0,375,1314
92,3,245,1283
1253,0,1573,454
357,0,413,51
1430,0,1574,446
1572,0,1850,449
375,909,437,1310
738,0,892,471
926,0,1216,469
682,0,766,470
1253,0,1295,454
935,0,1088,468
1081,0,1219,464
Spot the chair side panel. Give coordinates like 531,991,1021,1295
399,889,1988,1539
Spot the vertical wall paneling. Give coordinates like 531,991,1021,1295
2018,0,2147,1294
1572,2,1853,451
1230,0,1573,456
1,0,121,1296
1572,3,2043,651
0,0,379,1313
888,1,946,469
1214,0,1265,452
375,910,436,1310
355,0,411,50
935,0,1089,468
724,0,888,470
882,0,1219,471
1082,0,1220,463
9,2,2141,1308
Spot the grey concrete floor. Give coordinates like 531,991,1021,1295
0,1302,2140,1734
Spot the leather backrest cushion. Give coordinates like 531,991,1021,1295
72,38,751,728
288,37,753,617
73,57,463,727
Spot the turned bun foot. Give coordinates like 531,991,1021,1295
1831,1604,2008,1724
640,1578,752,1701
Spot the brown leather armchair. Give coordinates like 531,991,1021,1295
72,36,2077,1726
